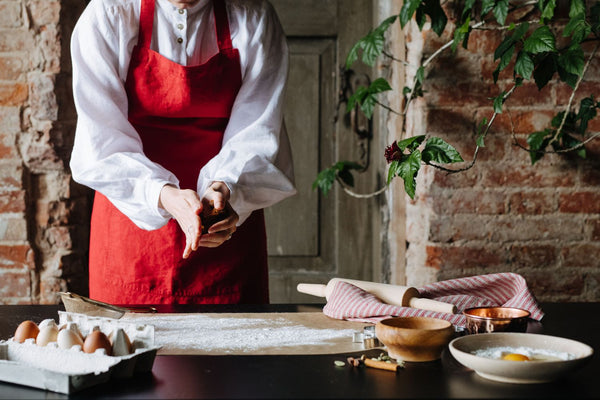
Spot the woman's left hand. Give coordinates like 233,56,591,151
199,181,239,248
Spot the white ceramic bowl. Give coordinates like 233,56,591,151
449,332,593,384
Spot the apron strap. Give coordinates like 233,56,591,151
138,0,155,48
213,0,232,51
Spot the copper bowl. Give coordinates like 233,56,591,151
463,307,530,334
375,317,455,362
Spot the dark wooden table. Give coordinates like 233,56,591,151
0,303,598,399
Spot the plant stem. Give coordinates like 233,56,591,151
549,41,600,146
336,177,388,199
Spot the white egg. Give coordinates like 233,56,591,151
36,323,59,346
57,326,84,350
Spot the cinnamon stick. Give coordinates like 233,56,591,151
363,358,401,372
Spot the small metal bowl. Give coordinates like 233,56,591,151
463,307,530,334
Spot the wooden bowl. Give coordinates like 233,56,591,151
375,317,455,362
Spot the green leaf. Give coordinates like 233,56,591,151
493,0,509,25
592,3,600,34
476,117,488,147
403,86,412,96
387,160,401,185
558,46,585,76
493,91,506,113
398,150,422,199
527,130,551,164
577,96,598,133
424,0,448,36
557,64,579,88
539,0,556,22
523,26,557,54
569,0,586,18
346,86,368,113
462,0,476,21
532,53,557,89
369,77,393,94
345,16,397,69
564,16,591,44
493,44,515,82
346,42,361,69
397,135,425,152
360,94,377,119
560,134,586,159
452,16,470,53
515,51,534,79
481,0,495,16
494,22,528,60
400,0,421,28
422,137,464,164
416,66,425,84
312,167,337,196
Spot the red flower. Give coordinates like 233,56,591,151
384,141,401,163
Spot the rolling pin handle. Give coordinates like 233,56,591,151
408,297,457,314
297,283,328,298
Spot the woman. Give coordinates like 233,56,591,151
70,0,296,305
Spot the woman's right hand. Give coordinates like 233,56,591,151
158,184,203,259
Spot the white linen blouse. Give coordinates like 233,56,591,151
70,0,296,230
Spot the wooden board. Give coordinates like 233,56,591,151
121,312,376,355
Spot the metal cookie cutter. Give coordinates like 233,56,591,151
352,325,381,349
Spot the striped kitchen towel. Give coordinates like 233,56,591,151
323,272,544,327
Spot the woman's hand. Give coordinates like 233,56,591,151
199,182,239,248
159,184,203,259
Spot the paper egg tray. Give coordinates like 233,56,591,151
0,311,160,394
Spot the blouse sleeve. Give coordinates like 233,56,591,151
70,0,178,230
197,0,297,225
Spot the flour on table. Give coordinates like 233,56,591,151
121,314,359,354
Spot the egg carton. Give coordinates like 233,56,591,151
0,311,160,394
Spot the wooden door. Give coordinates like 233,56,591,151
265,0,385,303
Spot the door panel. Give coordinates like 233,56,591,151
266,0,379,303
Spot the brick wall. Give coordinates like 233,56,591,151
403,6,600,302
0,0,89,304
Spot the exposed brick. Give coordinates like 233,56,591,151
508,191,556,214
509,244,558,267
0,55,27,80
490,216,583,242
427,54,482,82
0,30,35,52
426,81,497,108
44,226,72,250
555,81,600,107
482,164,575,188
589,219,600,241
27,0,61,26
559,192,600,213
505,82,554,108
39,277,66,304
431,189,506,215
0,106,22,135
480,56,515,83
431,167,479,188
425,245,504,270
562,244,600,268
0,217,29,241
525,271,584,301
466,29,504,54
0,162,23,190
0,2,23,28
0,244,33,268
0,82,28,106
0,190,26,213
0,271,31,298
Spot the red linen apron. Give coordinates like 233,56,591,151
88,0,269,305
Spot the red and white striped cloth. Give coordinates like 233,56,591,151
323,272,544,327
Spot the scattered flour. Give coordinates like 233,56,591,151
121,314,357,354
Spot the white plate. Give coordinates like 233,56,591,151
449,332,593,384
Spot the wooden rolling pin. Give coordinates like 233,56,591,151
297,278,457,314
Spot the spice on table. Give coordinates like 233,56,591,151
334,360,346,367
346,354,404,373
